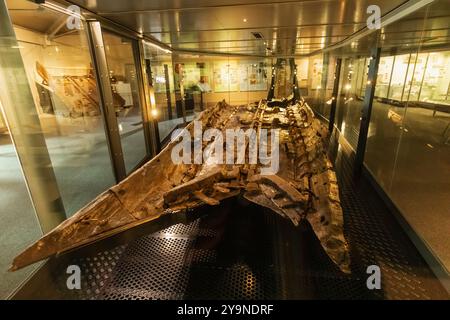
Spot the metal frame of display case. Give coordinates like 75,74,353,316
171,55,188,124
86,21,159,181
328,58,342,133
134,39,156,159
355,47,381,176
86,21,128,182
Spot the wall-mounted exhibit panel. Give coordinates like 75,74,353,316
373,51,450,105
175,55,271,105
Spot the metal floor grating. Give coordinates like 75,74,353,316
55,132,449,300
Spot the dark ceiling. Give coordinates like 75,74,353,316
7,0,450,57
64,0,409,56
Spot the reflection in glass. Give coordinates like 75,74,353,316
375,56,394,98
144,44,183,143
335,57,367,149
419,51,450,103
388,54,411,101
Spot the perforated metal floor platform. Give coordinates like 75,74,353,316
47,132,449,300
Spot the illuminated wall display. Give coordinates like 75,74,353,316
348,51,450,104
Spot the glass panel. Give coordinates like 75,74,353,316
8,0,115,216
144,44,181,143
102,31,147,173
321,55,338,119
402,53,419,102
239,61,269,92
328,31,379,150
274,59,292,99
354,58,367,97
181,59,211,114
0,103,43,299
366,0,450,272
334,57,367,149
144,48,271,144
304,54,337,119
305,54,324,108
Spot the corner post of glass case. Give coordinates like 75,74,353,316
290,58,301,100
328,58,342,133
135,39,160,156
163,64,173,120
86,20,127,182
0,0,66,232
172,55,187,124
267,64,276,101
354,47,381,177
138,41,161,154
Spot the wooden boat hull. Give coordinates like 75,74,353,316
11,99,350,274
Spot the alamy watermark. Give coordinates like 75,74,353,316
367,5,381,30
366,265,382,290
170,121,280,175
66,265,81,290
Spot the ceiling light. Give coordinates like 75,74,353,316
243,18,247,22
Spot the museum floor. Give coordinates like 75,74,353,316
10,127,450,300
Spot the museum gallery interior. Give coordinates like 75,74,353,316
0,0,449,300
